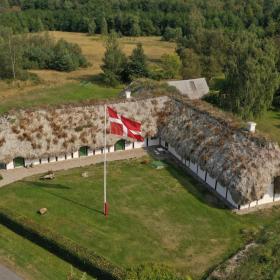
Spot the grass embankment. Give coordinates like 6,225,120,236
1,156,280,279
0,224,96,280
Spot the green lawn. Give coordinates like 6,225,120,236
1,156,280,279
255,110,280,144
0,224,95,280
0,82,121,114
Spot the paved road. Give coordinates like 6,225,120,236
0,148,148,188
0,264,23,280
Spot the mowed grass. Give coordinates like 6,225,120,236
0,224,96,280
1,156,279,279
255,110,280,144
0,83,120,114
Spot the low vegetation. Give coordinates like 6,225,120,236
1,157,280,279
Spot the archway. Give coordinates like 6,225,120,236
13,157,25,168
114,140,125,151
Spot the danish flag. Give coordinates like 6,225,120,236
107,107,144,141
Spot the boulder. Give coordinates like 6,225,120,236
82,172,89,178
38,208,48,215
40,171,55,180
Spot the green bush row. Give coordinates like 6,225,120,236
0,207,125,280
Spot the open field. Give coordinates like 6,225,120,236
1,156,280,279
0,224,96,280
0,32,175,114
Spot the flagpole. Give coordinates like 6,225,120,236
104,104,108,216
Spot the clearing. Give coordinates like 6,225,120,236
1,156,280,279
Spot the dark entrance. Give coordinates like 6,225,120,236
115,140,125,151
13,157,25,168
79,146,89,157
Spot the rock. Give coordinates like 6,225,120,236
38,208,48,215
40,171,55,180
82,172,88,178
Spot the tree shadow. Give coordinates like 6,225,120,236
146,148,228,210
69,74,109,87
24,180,104,215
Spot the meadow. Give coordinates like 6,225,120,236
1,156,280,279
0,32,175,114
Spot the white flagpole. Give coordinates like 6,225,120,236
104,104,108,216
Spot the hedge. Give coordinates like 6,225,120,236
0,207,125,280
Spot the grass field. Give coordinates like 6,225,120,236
254,110,280,144
0,32,175,114
0,224,95,280
1,156,280,279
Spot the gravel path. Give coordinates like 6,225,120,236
0,149,148,188
0,264,23,280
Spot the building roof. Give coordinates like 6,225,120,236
160,97,280,204
167,78,209,99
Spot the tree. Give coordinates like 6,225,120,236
124,43,148,82
180,48,202,79
100,17,108,35
160,53,181,79
101,32,127,86
162,27,182,42
0,26,21,79
222,32,280,119
88,19,96,35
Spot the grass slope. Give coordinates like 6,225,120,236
1,156,279,279
0,224,96,280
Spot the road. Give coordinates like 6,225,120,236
0,264,23,280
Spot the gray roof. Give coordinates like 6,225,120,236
167,78,209,99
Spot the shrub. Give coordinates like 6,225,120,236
0,174,3,180
0,207,125,280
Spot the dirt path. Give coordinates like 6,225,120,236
0,264,23,280
0,149,148,188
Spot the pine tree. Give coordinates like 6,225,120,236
100,17,108,36
88,19,96,35
101,33,127,86
180,48,202,79
124,43,148,82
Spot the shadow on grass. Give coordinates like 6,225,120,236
146,149,227,210
25,180,104,215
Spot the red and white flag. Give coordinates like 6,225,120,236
107,107,144,141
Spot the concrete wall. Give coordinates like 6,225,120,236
216,183,227,198
206,174,216,189
134,140,146,149
49,157,56,163
41,158,49,164
57,155,66,162
88,149,94,156
168,145,181,160
257,183,274,205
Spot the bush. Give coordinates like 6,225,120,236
0,174,3,180
0,207,125,280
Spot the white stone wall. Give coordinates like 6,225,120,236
72,151,79,159
41,158,49,164
88,149,94,156
190,161,197,174
197,167,206,181
134,141,146,149
227,191,238,208
49,157,56,163
148,137,160,146
216,183,227,198
6,161,14,170
65,154,73,160
57,155,66,162
206,174,216,189
95,149,102,155
168,145,181,160
257,183,274,205
125,142,133,150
